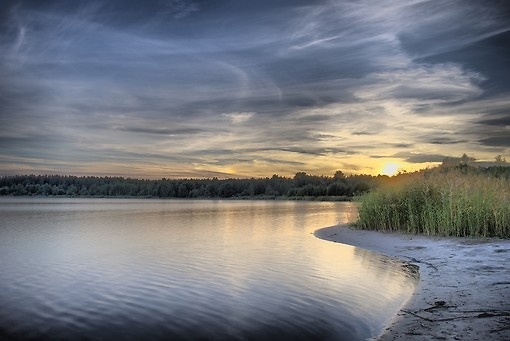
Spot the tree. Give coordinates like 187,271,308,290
333,170,346,180
219,182,235,198
495,155,507,164
178,183,189,198
293,172,309,187
459,153,475,165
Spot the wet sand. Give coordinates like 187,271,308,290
314,225,510,340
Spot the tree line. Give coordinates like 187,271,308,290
0,171,380,199
2,162,508,199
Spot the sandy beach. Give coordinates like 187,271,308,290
315,225,510,340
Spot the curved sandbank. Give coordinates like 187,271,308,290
314,225,510,340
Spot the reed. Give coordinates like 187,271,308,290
357,169,510,238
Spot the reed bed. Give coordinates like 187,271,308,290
357,169,510,238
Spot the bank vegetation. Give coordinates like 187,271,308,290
357,165,510,238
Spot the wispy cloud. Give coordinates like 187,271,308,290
221,112,255,124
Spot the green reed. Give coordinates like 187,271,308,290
357,170,510,238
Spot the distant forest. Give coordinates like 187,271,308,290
0,171,378,200
1,164,509,200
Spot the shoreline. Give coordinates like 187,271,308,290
314,225,510,340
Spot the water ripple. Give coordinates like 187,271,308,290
0,199,416,340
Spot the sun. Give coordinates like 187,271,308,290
381,163,399,176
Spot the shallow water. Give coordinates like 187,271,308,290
0,198,417,340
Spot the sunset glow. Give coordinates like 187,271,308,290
381,163,400,177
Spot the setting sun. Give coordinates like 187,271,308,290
381,163,399,176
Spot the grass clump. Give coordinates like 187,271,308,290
357,168,510,238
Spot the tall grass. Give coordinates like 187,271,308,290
357,169,510,238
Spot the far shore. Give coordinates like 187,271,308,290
0,194,353,202
314,225,510,340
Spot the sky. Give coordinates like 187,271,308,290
1,0,509,179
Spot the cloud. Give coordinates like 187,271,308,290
391,152,449,163
397,0,510,59
115,126,207,136
479,136,510,147
354,64,484,103
424,137,467,145
162,0,199,19
478,116,510,127
221,112,255,124
0,0,509,177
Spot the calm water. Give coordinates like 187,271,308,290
0,198,417,340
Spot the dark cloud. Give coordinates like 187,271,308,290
477,115,510,127
423,137,467,145
116,127,208,136
479,135,510,148
352,131,376,136
398,0,510,98
392,152,449,164
473,113,510,148
419,31,510,98
392,143,414,149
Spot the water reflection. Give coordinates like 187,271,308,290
0,198,415,340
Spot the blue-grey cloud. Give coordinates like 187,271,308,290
424,137,468,145
0,0,509,177
478,116,510,127
479,136,510,147
392,152,450,164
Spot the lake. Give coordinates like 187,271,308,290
0,198,417,340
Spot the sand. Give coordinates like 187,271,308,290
314,225,510,340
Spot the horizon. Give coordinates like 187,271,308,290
1,1,509,179
2,157,507,181
0,167,384,180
